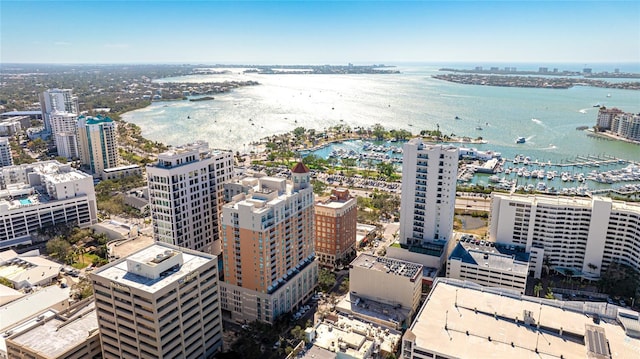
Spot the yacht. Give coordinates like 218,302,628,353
516,137,526,144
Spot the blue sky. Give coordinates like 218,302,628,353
1,1,639,64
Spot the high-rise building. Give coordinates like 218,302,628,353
50,113,79,159
0,137,13,167
39,89,79,134
596,107,624,130
77,115,118,175
219,162,318,324
314,188,357,268
0,161,97,249
490,193,640,278
147,141,233,255
389,139,458,269
89,242,223,359
399,139,459,245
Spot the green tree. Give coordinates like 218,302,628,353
341,158,357,176
46,237,73,264
311,179,327,195
533,282,543,297
372,123,387,140
318,268,336,292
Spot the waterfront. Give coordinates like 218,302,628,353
122,64,640,162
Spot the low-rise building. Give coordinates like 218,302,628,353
101,164,141,181
446,237,529,293
302,315,401,359
402,278,640,359
5,298,100,359
349,254,422,318
0,249,62,289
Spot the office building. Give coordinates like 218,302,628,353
89,242,222,359
219,162,317,324
314,188,357,268
0,161,97,249
147,141,233,255
489,193,640,279
402,278,640,359
5,298,101,359
77,115,118,175
447,237,529,293
0,138,12,167
390,139,458,268
50,113,79,159
101,164,142,181
39,89,79,134
349,254,423,318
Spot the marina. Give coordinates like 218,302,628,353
303,139,640,197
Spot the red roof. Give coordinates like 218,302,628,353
291,162,310,174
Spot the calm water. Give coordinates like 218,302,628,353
122,65,640,163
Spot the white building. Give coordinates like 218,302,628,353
77,115,118,175
446,237,529,293
89,242,222,359
147,141,233,255
0,138,12,168
49,113,79,159
489,193,640,279
39,89,78,134
402,278,640,359
0,161,98,249
391,139,458,268
0,249,62,289
349,254,423,318
101,164,142,181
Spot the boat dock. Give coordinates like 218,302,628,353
505,154,629,168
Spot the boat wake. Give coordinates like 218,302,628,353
541,144,557,150
439,93,472,98
531,118,543,126
578,108,589,114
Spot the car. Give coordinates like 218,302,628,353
241,324,250,330
60,282,68,288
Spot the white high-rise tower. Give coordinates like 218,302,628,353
399,138,459,245
147,141,233,255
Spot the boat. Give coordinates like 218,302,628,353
607,93,611,98
455,116,461,120
593,103,601,108
516,137,526,144
476,126,483,130
187,115,191,119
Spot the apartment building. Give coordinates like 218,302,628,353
489,193,640,279
0,161,97,249
77,115,118,175
89,242,222,359
219,162,317,324
402,278,639,359
39,89,79,134
0,137,12,167
610,112,640,141
147,141,233,255
50,113,79,159
314,188,357,268
446,237,529,293
390,139,458,268
596,106,624,130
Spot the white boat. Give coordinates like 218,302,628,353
516,137,526,144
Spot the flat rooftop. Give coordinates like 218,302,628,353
7,301,98,358
0,286,70,331
406,278,640,359
336,293,409,330
351,254,422,279
92,243,213,293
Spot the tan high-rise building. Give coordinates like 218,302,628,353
89,242,222,359
314,188,357,268
220,162,318,324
